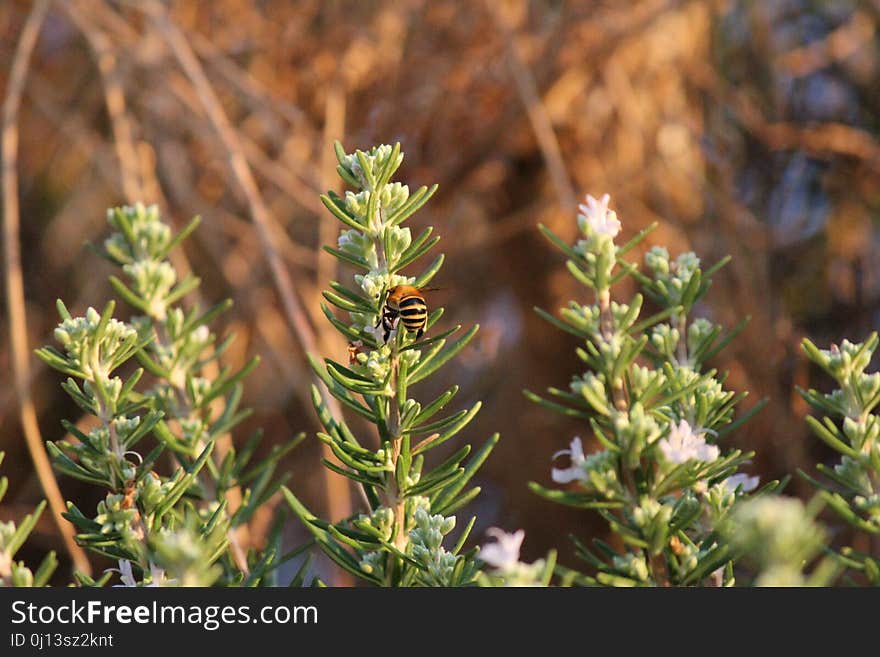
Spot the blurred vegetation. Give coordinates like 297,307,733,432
1,0,879,583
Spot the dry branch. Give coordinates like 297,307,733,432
2,0,91,576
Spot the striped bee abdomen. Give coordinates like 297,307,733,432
398,295,427,337
380,285,430,341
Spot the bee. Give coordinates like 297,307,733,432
380,285,429,341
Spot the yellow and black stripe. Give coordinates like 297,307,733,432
397,295,427,337
380,285,429,341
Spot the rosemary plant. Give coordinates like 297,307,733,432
799,333,880,583
721,495,837,586
35,205,296,586
529,193,780,586
283,142,498,586
0,452,57,587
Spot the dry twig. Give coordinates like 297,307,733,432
487,0,576,210
2,0,91,576
137,1,355,536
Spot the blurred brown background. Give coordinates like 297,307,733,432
2,0,879,583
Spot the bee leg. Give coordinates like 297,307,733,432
381,311,399,343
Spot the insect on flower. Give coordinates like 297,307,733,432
379,285,433,341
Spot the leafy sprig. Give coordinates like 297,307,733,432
799,333,880,583
529,193,781,586
0,452,58,587
284,143,498,586
36,205,298,586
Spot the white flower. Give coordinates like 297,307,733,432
363,321,387,343
551,436,588,483
577,193,621,239
722,473,760,495
480,528,525,571
658,420,719,464
148,562,173,587
112,559,138,587
108,559,175,587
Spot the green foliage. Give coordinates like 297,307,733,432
36,204,297,586
799,333,880,583
0,452,57,587
13,182,875,590
721,496,838,586
530,194,782,586
285,142,498,586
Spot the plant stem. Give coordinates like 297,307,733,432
2,0,91,575
598,288,636,493
387,350,407,553
154,316,250,574
676,312,688,367
375,235,388,274
372,208,408,559
107,422,124,489
650,552,671,587
601,286,670,585
598,289,628,412
381,356,407,586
